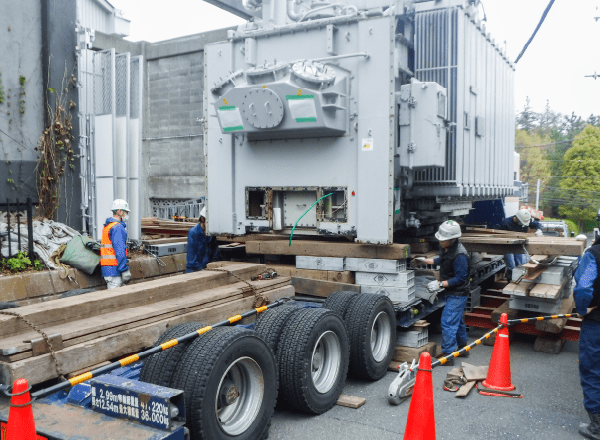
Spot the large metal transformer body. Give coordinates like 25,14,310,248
204,0,515,244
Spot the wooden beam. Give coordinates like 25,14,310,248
247,240,410,259
267,263,355,284
0,278,291,361
291,277,360,297
534,297,575,334
0,286,294,386
0,263,266,339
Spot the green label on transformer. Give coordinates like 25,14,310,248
286,95,315,100
224,126,244,132
219,105,236,111
295,117,317,123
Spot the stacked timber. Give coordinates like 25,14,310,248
247,239,410,298
141,218,195,237
0,263,293,386
461,227,585,256
502,258,577,314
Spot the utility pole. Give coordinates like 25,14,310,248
535,179,541,210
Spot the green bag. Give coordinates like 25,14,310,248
60,235,100,275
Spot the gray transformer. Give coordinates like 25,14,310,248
204,0,515,244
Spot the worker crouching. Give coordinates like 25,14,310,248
186,207,220,273
502,208,543,280
100,199,132,289
418,220,470,367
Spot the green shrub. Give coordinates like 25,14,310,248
5,251,32,272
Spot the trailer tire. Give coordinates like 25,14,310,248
171,326,277,440
277,308,349,414
346,293,396,380
253,302,302,354
140,321,206,387
323,291,360,320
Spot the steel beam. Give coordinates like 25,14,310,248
203,0,255,20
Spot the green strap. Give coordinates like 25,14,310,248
288,193,334,247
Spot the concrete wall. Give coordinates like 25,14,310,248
0,0,45,201
94,28,231,218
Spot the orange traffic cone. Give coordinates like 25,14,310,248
403,352,436,440
477,313,522,398
6,378,37,440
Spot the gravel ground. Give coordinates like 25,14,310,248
270,329,586,440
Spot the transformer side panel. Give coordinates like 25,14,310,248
205,42,236,234
412,5,514,197
356,17,395,243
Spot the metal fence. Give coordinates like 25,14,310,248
154,198,205,220
1,198,35,259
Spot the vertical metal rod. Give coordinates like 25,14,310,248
16,198,21,252
6,199,11,257
27,198,34,259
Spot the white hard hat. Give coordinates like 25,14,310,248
435,220,462,241
576,234,588,242
200,207,206,219
515,208,531,226
111,199,130,212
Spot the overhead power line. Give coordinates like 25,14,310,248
515,134,598,149
514,0,556,64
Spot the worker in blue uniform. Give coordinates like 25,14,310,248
501,208,544,280
575,240,600,440
186,207,220,273
100,199,132,289
418,220,470,367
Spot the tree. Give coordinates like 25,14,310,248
515,129,553,211
557,125,600,231
516,96,537,132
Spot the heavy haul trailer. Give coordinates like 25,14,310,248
0,297,399,439
204,0,515,244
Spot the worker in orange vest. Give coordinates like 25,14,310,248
100,199,132,289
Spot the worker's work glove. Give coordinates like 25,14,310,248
121,270,132,284
535,229,544,237
427,280,444,293
412,257,427,268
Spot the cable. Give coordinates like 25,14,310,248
515,134,598,149
514,0,556,64
288,193,333,246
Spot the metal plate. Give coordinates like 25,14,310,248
241,88,284,129
283,192,317,228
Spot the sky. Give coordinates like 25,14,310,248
108,0,600,119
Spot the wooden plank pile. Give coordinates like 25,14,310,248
461,227,584,256
0,263,293,386
142,218,195,237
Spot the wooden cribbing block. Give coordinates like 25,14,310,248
503,282,534,297
246,240,411,259
456,381,476,397
291,277,360,298
266,263,355,284
534,297,575,334
534,336,566,354
391,341,438,364
336,395,366,409
529,277,570,299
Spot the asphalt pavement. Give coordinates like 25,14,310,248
269,329,586,440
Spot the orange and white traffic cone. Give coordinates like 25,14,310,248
403,352,436,440
6,378,37,440
477,313,522,398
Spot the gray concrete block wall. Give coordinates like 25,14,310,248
94,28,232,217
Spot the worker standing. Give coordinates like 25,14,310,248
574,239,600,440
419,220,470,366
100,199,132,289
501,208,543,280
186,207,219,273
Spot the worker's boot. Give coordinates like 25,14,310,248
580,412,600,440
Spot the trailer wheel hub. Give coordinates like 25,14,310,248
219,380,239,406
